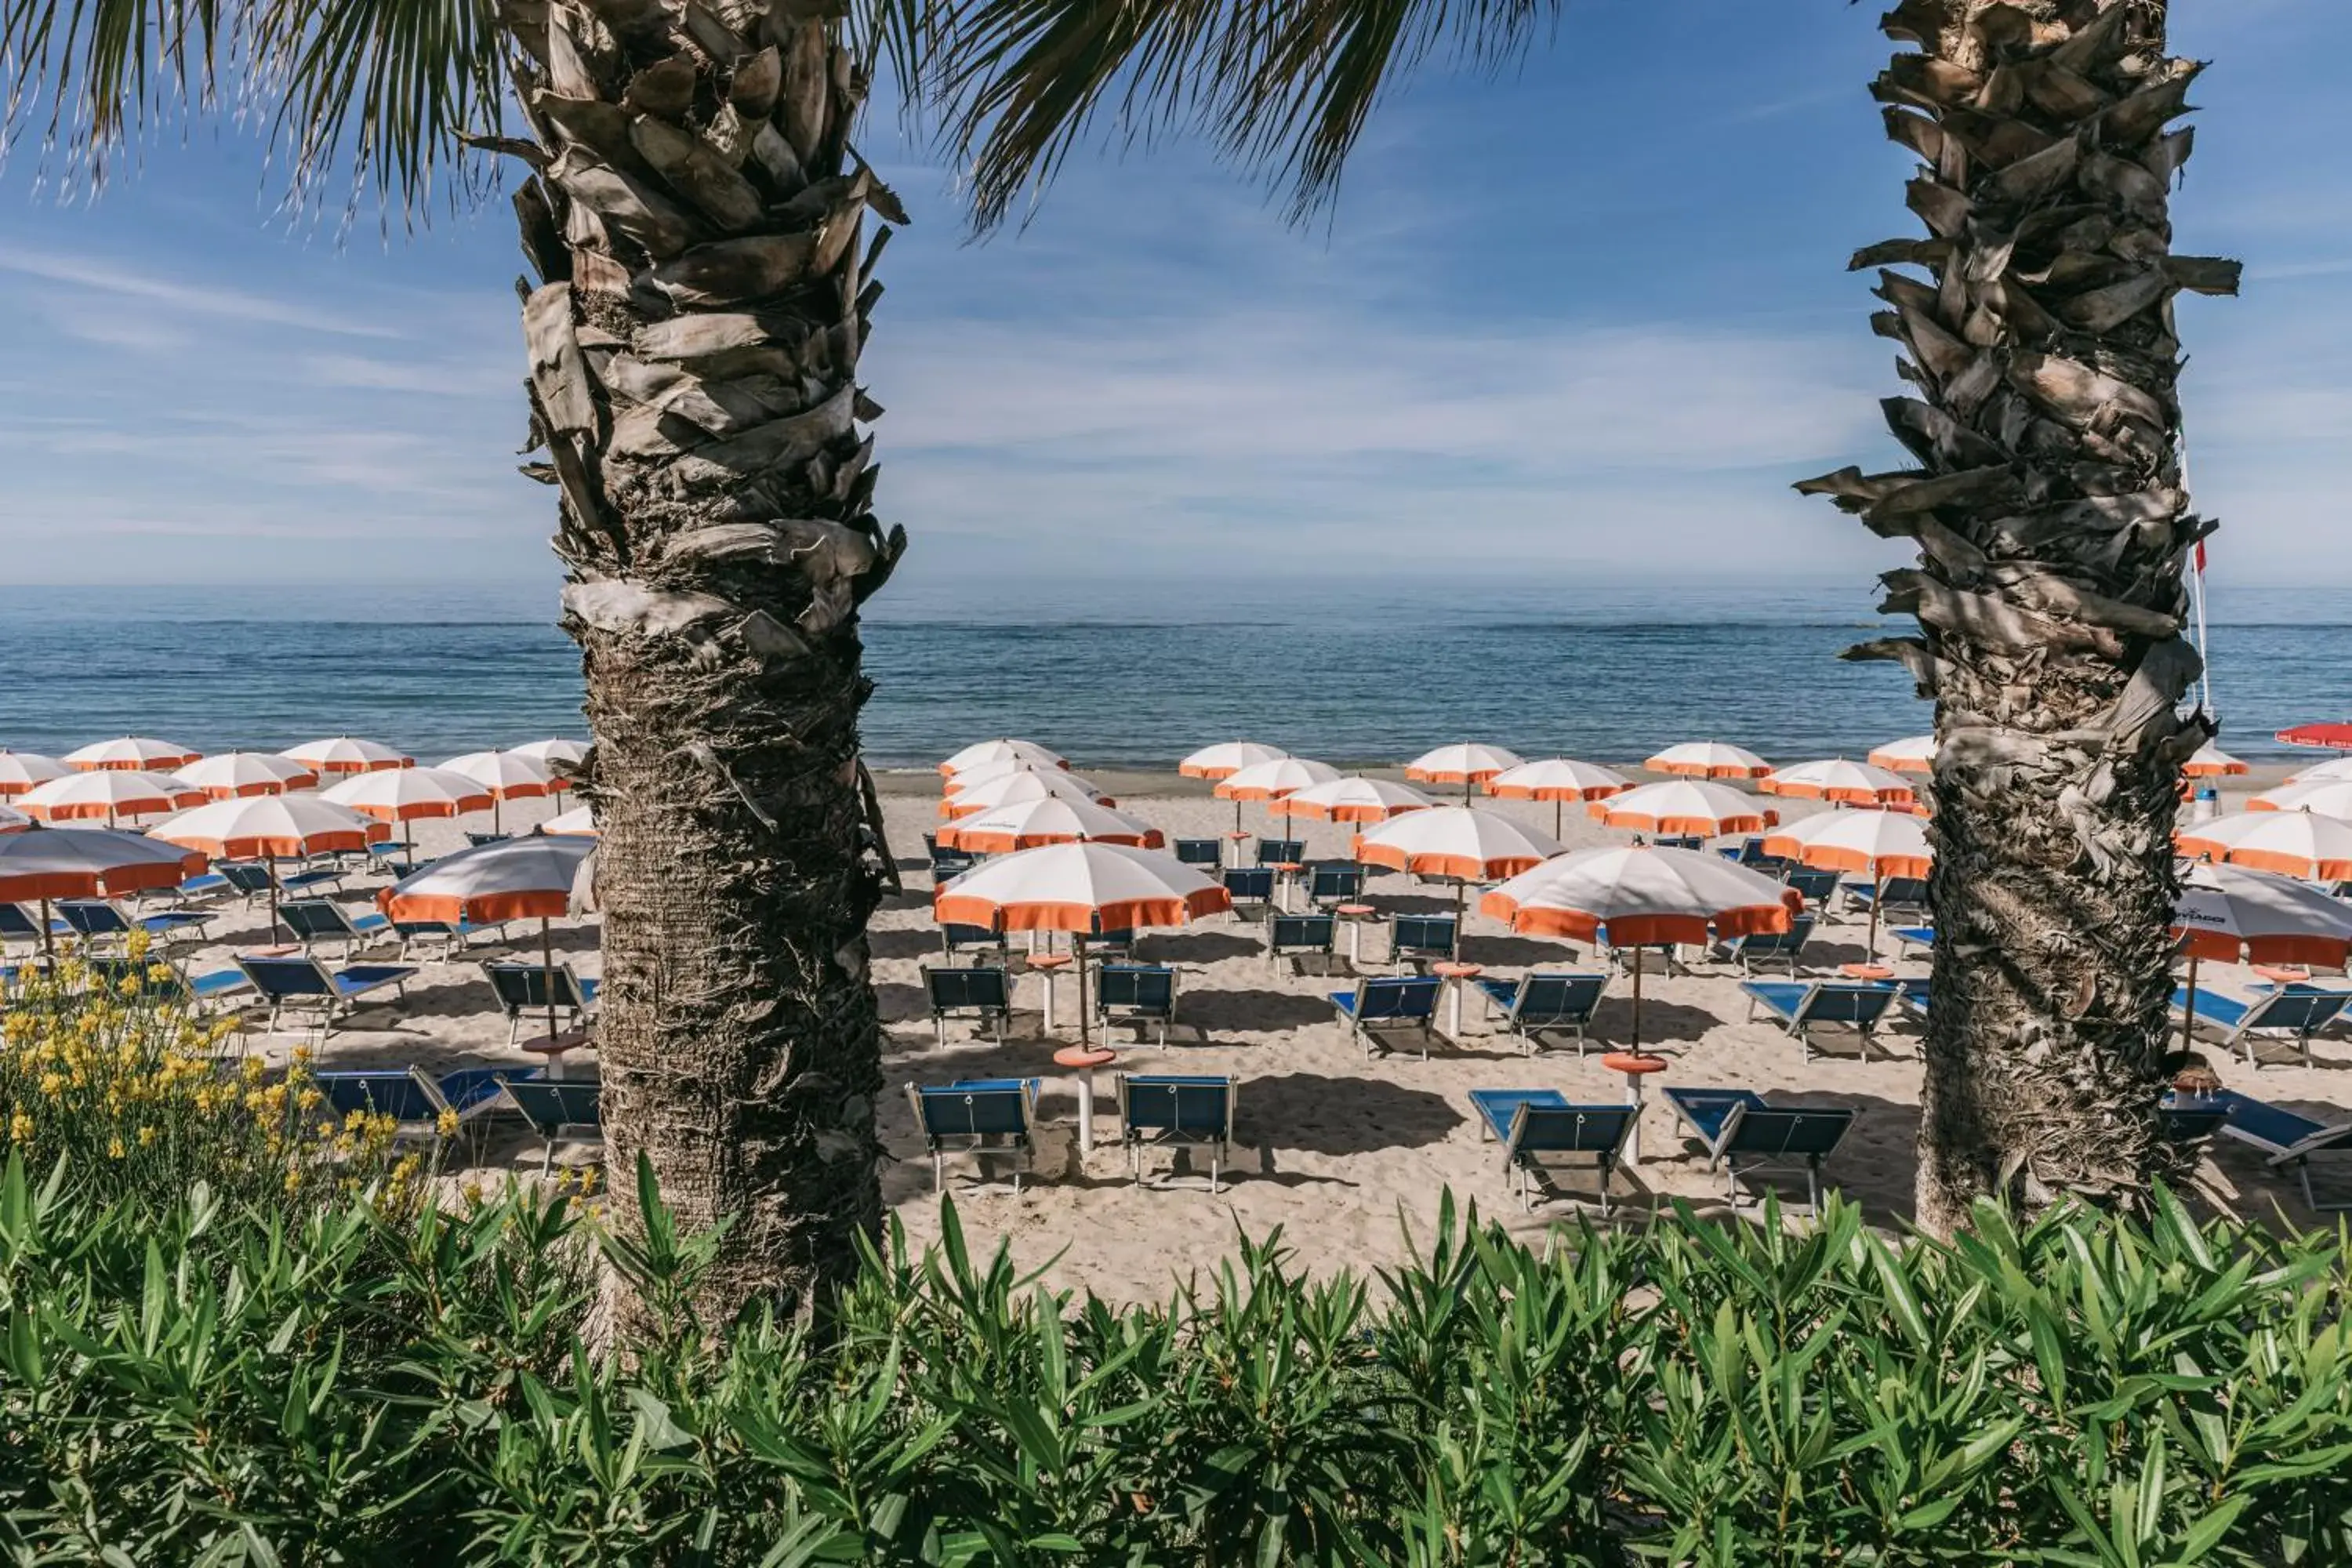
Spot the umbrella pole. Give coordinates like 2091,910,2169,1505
493,796,503,835
542,916,559,1045
2180,949,2200,1056
1868,871,1883,960
1076,933,1091,1046
40,898,53,966
1554,797,1563,840
1453,877,1466,959
1631,946,1644,1051
268,860,282,943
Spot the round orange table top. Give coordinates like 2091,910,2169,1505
1225,830,1252,840
1270,861,1304,873
2252,964,2312,985
1334,902,1376,917
1601,1052,1668,1075
1053,1045,1116,1069
1431,961,1483,979
521,1028,592,1057
1029,953,1073,971
1839,963,1895,982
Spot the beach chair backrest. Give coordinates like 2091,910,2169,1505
926,966,1011,1012
1097,964,1175,1012
1173,838,1223,869
1121,1075,1233,1137
2251,989,2352,1033
1746,916,1815,956
85,956,184,1000
2158,1105,2229,1143
316,1068,441,1124
219,862,274,895
505,1077,603,1134
1509,1104,1635,1156
1269,913,1336,953
911,1080,1032,1139
1806,983,1896,1025
1877,876,1931,907
1512,973,1605,1025
1358,975,1441,1022
237,953,335,1000
1725,1106,1856,1160
278,899,351,942
1088,922,1137,953
1392,915,1457,958
1782,867,1841,906
941,921,1002,954
1307,865,1364,902
57,902,127,938
0,905,42,941
1256,837,1306,866
1221,867,1275,902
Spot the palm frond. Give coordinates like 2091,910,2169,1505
1,0,230,165
935,0,1565,230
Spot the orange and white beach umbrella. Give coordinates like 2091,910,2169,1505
173,751,318,800
380,833,593,925
943,758,1072,797
323,765,495,823
282,735,413,775
933,841,1229,934
444,750,561,832
2249,780,2352,818
938,796,1163,853
1214,757,1340,801
0,829,208,956
1761,806,1931,880
1592,779,1775,838
0,752,67,798
1178,741,1289,781
2183,742,2249,779
1271,776,1435,825
1759,758,1915,808
18,769,205,826
151,795,385,860
1404,743,1525,786
1353,806,1561,883
940,738,1065,778
2285,757,2352,787
1867,735,1937,775
1484,757,1630,838
0,804,28,834
64,735,201,773
510,738,588,769
540,804,597,837
941,767,1111,820
2179,810,2352,883
2174,862,2352,970
1644,742,1769,779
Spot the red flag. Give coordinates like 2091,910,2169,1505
2194,539,2207,572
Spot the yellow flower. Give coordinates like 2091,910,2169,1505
434,1109,459,1139
461,1180,485,1205
137,1126,158,1148
296,1089,322,1111
7,1112,31,1143
578,1166,597,1194
284,1169,303,1194
125,929,151,962
117,975,143,999
146,963,174,985
241,1056,267,1083
107,1136,125,1160
290,1045,313,1066
38,1072,64,1097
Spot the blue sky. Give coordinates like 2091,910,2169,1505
1,0,2345,599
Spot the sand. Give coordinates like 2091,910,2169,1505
156,765,2343,1305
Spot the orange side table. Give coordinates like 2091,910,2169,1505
1601,1051,1668,1165
2252,964,2313,987
521,1027,592,1080
1431,960,1484,1036
1334,903,1377,967
1030,952,1073,1029
1054,1044,1118,1152
1839,963,1895,982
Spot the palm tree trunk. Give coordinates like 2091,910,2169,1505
492,0,906,1328
1802,0,2238,1232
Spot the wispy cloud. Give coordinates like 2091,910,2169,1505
0,244,401,338
305,352,515,397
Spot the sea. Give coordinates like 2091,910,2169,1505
0,579,2342,771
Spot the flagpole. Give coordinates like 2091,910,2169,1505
2183,437,2216,721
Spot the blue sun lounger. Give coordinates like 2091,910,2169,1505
1664,1087,1857,1213
1171,838,1224,875
1472,972,1608,1056
216,860,342,902
1306,864,1366,905
1096,964,1178,1045
2172,984,2350,1069
279,898,396,958
1740,979,1898,1062
1267,913,1338,973
0,904,65,952
1331,975,1442,1060
84,956,253,1012
500,1076,604,1174
1843,876,1931,926
57,899,212,949
906,1077,1041,1192
1221,867,1276,920
2187,1088,2352,1210
1469,1089,1637,1214
924,964,1012,1044
1116,1073,1236,1193
234,953,420,1034
1714,915,1817,978
481,960,601,1044
1390,914,1457,967
314,1065,534,1154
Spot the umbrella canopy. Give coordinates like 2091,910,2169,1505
933,841,1229,933
1404,743,1525,786
282,736,413,774
2174,863,2352,967
1759,759,1916,806
1354,806,1561,882
380,833,597,924
510,738,589,768
1867,735,1937,774
0,826,207,902
173,751,319,799
940,739,1065,778
2276,724,2352,752
0,752,68,798
323,765,496,822
1214,757,1341,801
1762,807,1933,879
64,735,201,772
1178,741,1289,780
151,796,386,859
1484,758,1627,802
2286,757,2352,787
2179,810,2352,883
18,769,205,824
2183,742,2249,779
1644,742,1770,779
540,804,597,837
942,757,1073,797
941,768,1112,820
443,750,561,799
0,804,30,834
1272,776,1435,824
1483,844,1799,946
2249,780,2352,818
938,796,1164,853
1592,779,1776,838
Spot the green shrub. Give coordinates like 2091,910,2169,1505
5,1150,2352,1565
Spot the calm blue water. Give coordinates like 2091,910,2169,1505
0,581,2340,768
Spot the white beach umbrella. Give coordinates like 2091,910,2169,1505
0,827,209,958
324,765,499,853
1178,741,1289,780
2183,742,2249,779
383,835,598,1044
174,751,319,800
0,804,29,834
151,796,386,938
18,769,205,827
2285,757,2352,787
64,735,201,773
2172,863,2352,1054
1213,756,1341,837
510,738,589,768
0,752,68,799
1482,845,1799,1049
2178,810,2352,884
1483,758,1629,837
1759,759,1917,807
941,768,1112,821
282,735,413,775
939,739,1066,778
1867,735,1938,775
1644,742,1770,779
1271,776,1435,825
1592,779,1777,839
442,750,561,832
942,757,1069,797
1403,743,1526,799
1761,808,1933,955
2249,779,2352,818
938,795,1163,853
540,804,597,837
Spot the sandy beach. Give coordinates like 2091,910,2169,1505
162,762,2335,1305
